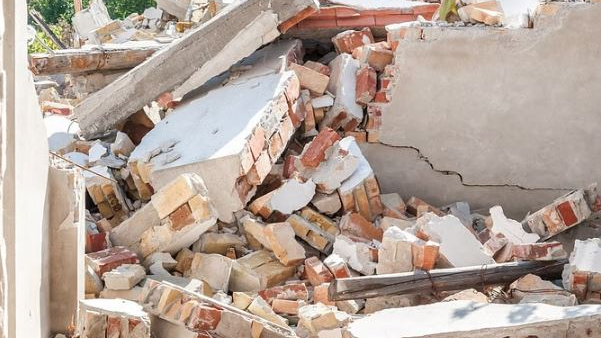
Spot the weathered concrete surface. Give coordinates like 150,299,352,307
360,143,566,219
47,167,86,333
378,3,601,216
346,300,601,338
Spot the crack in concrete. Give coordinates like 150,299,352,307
376,141,572,192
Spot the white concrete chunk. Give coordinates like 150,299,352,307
490,205,539,244
102,264,146,290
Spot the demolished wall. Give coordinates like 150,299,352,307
375,3,601,218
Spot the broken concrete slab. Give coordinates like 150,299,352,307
185,253,234,291
346,300,601,338
563,238,601,300
311,193,342,215
490,205,539,244
332,235,376,276
75,0,318,138
418,213,495,267
128,67,299,222
229,250,296,292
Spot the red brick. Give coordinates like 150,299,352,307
335,7,361,17
248,128,266,161
374,14,416,26
355,65,377,106
297,18,338,29
169,203,194,231
86,246,139,276
272,299,302,315
344,131,367,143
511,242,566,261
412,242,439,270
556,201,578,227
283,155,298,179
304,60,330,76
339,212,383,242
304,256,334,286
85,232,108,253
311,7,337,18
258,283,309,303
107,316,122,337
331,27,375,54
373,91,389,103
412,3,440,15
300,128,341,169
313,283,335,306
156,92,179,109
187,304,222,331
337,15,376,28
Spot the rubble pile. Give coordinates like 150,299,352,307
37,1,601,337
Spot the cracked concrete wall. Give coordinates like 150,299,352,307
373,3,601,219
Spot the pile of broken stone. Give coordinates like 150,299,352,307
47,25,601,338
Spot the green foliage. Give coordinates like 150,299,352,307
28,0,155,24
27,25,61,54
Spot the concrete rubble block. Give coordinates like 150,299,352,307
150,173,212,219
458,1,503,26
352,43,394,72
320,54,364,131
337,137,383,221
304,60,330,76
264,222,307,266
305,256,335,286
185,253,233,291
78,298,151,338
272,299,303,315
333,235,377,276
377,227,415,274
363,294,419,314
563,238,601,300
298,303,351,335
175,248,196,274
442,289,488,303
355,65,376,106
287,214,336,254
380,193,407,219
229,250,297,292
84,166,130,223
323,254,351,278
311,94,334,109
247,296,289,327
490,205,539,244
511,241,567,261
258,283,309,304
311,192,342,215
310,140,360,194
110,202,161,256
289,62,330,95
128,66,301,222
193,232,246,256
331,28,375,54
111,131,136,157
99,286,143,303
379,217,415,232
510,274,576,306
102,264,146,290
417,213,495,267
525,189,592,240
143,252,177,270
233,292,255,310
339,212,383,242
86,264,104,296
242,216,272,249
86,246,140,276
346,300,601,338
270,178,317,215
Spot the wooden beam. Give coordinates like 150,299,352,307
29,45,162,76
74,0,319,139
328,259,567,301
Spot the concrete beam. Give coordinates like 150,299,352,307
74,0,318,139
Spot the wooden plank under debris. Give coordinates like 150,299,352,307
328,259,567,301
74,0,319,139
29,45,163,75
